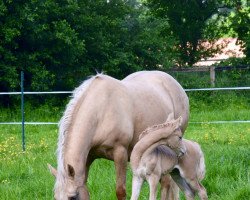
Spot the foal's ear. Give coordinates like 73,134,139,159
67,164,75,178
48,163,57,178
177,116,183,126
174,116,183,128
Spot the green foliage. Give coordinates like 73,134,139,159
145,0,250,65
214,57,250,66
0,0,178,105
212,58,250,88
229,6,250,58
0,0,86,93
1,0,249,108
146,0,220,65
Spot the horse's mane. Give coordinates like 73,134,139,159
55,73,102,190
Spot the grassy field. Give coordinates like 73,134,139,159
0,94,249,200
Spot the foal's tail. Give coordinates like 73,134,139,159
196,144,206,181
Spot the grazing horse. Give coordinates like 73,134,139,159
48,71,189,200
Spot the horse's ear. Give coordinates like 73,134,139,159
67,164,75,178
48,163,57,178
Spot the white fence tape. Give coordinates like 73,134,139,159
190,121,250,124
0,121,249,125
0,87,249,125
0,86,250,95
0,91,72,95
0,122,58,125
184,86,250,91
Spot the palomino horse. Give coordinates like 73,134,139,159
48,71,189,200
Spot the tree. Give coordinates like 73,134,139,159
146,0,221,65
230,4,250,59
0,0,86,93
0,0,178,106
204,0,249,61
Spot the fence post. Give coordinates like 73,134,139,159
21,71,25,151
210,66,215,87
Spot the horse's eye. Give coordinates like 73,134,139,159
179,136,182,140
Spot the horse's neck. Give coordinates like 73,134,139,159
60,112,97,180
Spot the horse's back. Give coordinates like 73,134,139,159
123,71,183,91
122,71,189,134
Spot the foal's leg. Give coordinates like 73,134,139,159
160,175,179,200
160,175,169,200
113,146,128,200
170,169,195,200
148,174,161,200
197,183,208,200
130,175,144,200
188,180,208,200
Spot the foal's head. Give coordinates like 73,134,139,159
164,124,186,157
48,164,88,200
140,116,186,157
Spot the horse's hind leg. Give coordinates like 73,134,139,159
113,146,128,200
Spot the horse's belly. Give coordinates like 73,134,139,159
90,145,115,160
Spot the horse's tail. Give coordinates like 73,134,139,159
130,117,182,172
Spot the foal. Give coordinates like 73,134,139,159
130,118,207,200
130,117,185,200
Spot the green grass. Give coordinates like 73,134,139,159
0,98,249,200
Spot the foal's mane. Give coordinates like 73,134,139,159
139,120,177,140
55,74,102,188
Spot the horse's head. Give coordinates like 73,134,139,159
48,164,88,200
164,116,186,157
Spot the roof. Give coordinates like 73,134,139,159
194,38,245,66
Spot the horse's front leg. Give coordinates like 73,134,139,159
77,156,95,200
113,146,128,200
